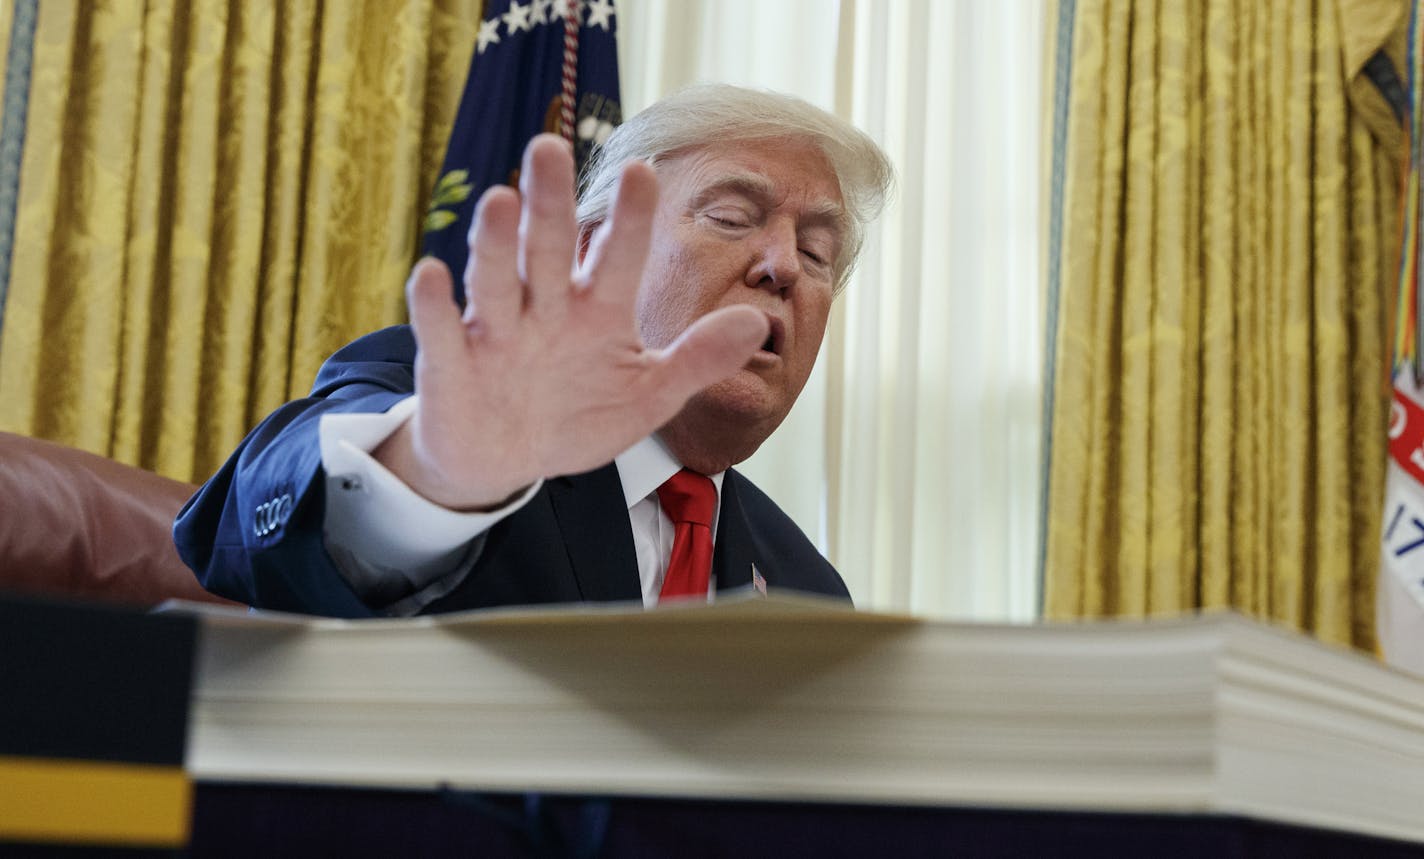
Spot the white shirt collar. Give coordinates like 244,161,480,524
614,435,726,509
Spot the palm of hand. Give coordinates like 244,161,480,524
386,135,767,510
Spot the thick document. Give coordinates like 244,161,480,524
175,593,1424,844
0,595,196,849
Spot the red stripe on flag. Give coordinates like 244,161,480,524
1390,386,1424,484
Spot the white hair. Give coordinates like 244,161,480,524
576,83,894,292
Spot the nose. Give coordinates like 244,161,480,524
745,221,800,297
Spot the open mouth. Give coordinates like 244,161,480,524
760,316,785,356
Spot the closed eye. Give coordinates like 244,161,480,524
708,213,751,228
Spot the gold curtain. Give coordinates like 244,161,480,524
1045,0,1405,650
0,6,13,80
0,0,480,483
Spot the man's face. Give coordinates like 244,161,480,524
636,138,846,466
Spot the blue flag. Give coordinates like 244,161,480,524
422,0,622,292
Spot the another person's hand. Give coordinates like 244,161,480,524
375,135,769,510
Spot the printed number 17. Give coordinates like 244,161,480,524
1384,503,1424,557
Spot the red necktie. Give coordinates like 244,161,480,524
656,469,717,600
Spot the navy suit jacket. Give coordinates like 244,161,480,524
174,326,850,618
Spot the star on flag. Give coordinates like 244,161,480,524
502,0,533,34
478,0,612,55
475,17,501,54
585,0,615,30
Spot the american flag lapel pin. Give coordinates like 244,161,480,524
751,564,767,597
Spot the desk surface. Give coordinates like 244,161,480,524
192,782,1424,858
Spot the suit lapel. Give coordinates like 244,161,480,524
712,470,758,592
545,464,643,602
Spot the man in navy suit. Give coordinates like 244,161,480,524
175,85,894,618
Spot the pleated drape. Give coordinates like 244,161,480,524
1045,0,1404,649
0,0,480,483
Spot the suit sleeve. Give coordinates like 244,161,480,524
318,398,541,614
173,326,423,617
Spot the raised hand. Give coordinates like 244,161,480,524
375,135,769,510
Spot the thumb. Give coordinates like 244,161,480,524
648,305,769,399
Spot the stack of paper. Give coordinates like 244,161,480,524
179,594,1424,844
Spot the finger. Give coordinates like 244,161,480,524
465,185,522,335
642,305,769,408
406,258,466,362
517,134,578,317
580,160,658,303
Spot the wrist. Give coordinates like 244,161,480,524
372,422,530,512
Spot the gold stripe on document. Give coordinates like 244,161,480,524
0,756,190,846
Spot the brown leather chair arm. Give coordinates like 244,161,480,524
0,432,242,608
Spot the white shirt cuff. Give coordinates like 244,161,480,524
318,395,541,608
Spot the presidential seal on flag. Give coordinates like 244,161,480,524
422,0,622,296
